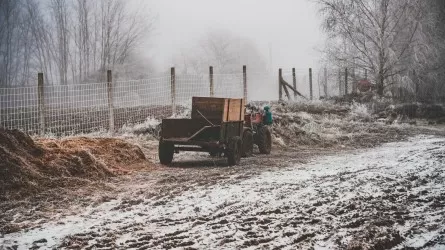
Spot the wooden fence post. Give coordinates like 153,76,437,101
414,69,418,101
324,67,328,98
107,70,114,134
38,73,45,135
171,67,176,116
309,68,313,100
345,68,348,95
338,69,342,96
317,71,321,100
278,68,283,101
292,68,297,100
243,65,247,103
209,66,214,97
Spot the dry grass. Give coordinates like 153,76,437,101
0,128,156,200
258,101,425,149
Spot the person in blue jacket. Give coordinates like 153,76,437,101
263,105,273,125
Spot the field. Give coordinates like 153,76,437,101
1,101,445,249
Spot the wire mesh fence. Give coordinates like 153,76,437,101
279,67,373,101
0,86,39,134
1,67,348,136
0,71,248,136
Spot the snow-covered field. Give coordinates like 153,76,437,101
1,135,444,249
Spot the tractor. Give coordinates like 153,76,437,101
241,104,272,157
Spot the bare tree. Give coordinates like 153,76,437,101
24,0,56,85
318,0,428,97
410,0,445,102
0,0,24,86
49,0,70,85
0,0,156,87
97,0,154,74
175,30,267,75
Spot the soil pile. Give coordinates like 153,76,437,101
0,128,149,199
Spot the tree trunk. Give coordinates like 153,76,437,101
377,73,384,96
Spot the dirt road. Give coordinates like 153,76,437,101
1,135,444,249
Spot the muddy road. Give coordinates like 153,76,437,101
1,135,445,249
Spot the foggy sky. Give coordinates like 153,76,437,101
144,0,324,72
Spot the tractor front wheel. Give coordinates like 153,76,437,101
159,138,174,165
226,136,242,166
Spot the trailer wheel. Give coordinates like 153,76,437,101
159,138,174,165
257,126,272,154
227,136,242,166
242,130,253,157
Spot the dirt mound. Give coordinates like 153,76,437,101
0,128,149,199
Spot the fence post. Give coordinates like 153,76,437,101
278,68,283,101
209,66,214,97
338,69,342,96
324,67,328,98
107,70,114,134
309,68,313,100
345,68,348,95
243,65,247,103
292,68,297,100
317,71,321,100
171,67,176,116
414,69,418,101
38,73,45,135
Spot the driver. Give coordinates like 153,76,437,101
263,106,273,125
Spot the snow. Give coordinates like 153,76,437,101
120,117,161,138
1,135,444,249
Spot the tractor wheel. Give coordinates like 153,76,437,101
241,130,254,157
159,138,174,165
226,136,242,166
257,126,272,154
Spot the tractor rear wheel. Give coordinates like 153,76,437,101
257,126,272,154
227,136,242,166
241,130,253,157
159,138,174,165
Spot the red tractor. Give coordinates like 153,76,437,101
242,105,272,157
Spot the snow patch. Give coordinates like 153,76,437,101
2,136,444,249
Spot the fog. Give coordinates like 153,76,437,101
144,0,324,72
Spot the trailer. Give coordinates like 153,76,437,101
159,97,249,166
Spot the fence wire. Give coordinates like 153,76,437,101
279,68,367,100
1,72,247,136
0,86,39,134
1,69,348,136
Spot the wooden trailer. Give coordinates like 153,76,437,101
159,97,249,166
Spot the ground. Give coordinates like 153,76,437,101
1,102,445,249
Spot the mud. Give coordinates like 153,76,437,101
1,134,445,249
2,101,445,249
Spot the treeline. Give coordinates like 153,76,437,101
0,0,155,87
317,0,445,102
